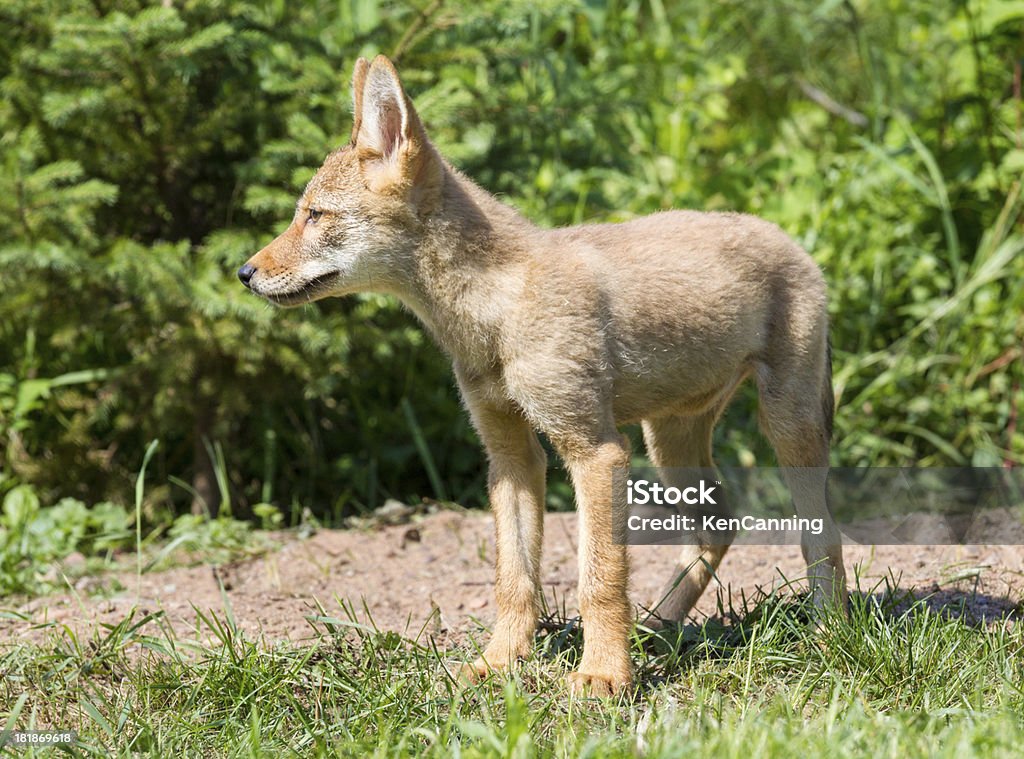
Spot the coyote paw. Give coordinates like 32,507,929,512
566,667,633,698
458,631,533,685
458,656,505,684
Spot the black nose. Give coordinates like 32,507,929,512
237,263,256,287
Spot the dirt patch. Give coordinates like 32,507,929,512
3,509,1024,649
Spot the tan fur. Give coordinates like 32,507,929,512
241,56,847,696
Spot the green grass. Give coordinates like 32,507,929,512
0,479,279,598
3,583,1023,757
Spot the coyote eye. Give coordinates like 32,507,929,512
306,208,323,223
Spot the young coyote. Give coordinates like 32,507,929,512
239,56,847,696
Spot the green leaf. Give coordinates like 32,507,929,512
174,23,236,56
2,486,40,527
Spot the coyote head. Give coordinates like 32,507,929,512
238,56,443,306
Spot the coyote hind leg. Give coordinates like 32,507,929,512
756,342,847,613
641,411,733,627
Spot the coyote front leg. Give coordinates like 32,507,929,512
460,397,547,680
560,435,634,696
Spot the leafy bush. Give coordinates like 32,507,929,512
0,485,132,593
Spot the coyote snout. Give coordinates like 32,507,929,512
241,55,846,696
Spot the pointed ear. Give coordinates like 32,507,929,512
356,55,422,161
355,56,442,209
349,57,370,144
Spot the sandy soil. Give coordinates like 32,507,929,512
3,508,1023,649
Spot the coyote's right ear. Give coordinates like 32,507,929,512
349,57,370,144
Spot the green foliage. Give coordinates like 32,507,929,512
158,513,258,561
3,589,1024,754
0,0,1021,525
0,485,132,594
0,449,267,592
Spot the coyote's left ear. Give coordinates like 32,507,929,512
354,55,441,207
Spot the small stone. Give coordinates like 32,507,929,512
401,527,421,549
375,499,415,525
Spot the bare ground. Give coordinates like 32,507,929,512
3,509,1023,650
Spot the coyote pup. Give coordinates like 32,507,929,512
239,56,846,696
